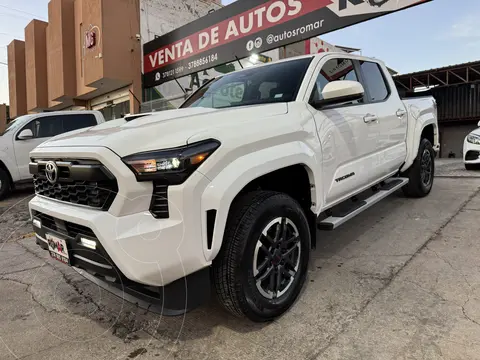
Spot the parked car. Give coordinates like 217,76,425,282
463,121,480,170
0,110,105,199
28,53,439,322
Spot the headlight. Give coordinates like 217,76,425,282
122,139,220,184
467,134,480,145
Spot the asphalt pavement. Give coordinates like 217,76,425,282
1,160,480,360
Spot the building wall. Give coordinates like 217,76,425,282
74,0,95,100
0,104,8,134
46,0,76,105
140,0,222,44
7,40,27,118
439,123,479,159
25,19,49,111
8,0,144,118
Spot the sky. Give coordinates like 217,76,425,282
0,0,479,105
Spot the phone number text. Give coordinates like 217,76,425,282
159,53,219,80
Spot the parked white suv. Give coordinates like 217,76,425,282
29,53,439,322
0,110,105,199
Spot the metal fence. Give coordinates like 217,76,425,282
433,83,480,123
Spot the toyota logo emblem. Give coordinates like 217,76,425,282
45,161,58,184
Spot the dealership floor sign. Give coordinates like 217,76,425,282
143,0,432,88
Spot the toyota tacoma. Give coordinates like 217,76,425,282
29,53,439,322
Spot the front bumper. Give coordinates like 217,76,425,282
28,146,212,287
463,140,480,164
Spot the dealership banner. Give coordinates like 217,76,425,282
143,0,432,87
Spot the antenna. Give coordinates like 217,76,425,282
174,77,187,94
235,56,244,69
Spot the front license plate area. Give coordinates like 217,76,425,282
46,234,70,265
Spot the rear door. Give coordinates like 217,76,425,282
357,60,408,175
61,113,98,133
307,56,381,206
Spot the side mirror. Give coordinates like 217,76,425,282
477,120,480,127
311,80,365,108
17,129,33,140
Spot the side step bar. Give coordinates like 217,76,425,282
318,177,409,231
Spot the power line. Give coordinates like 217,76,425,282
0,4,46,21
0,61,7,66
0,32,24,39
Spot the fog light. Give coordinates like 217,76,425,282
32,218,41,229
80,238,97,250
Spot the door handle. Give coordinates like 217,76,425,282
363,114,378,123
396,109,407,118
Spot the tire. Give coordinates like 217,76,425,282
465,163,479,171
0,168,11,200
402,138,435,198
213,191,311,322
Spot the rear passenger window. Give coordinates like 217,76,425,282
360,61,389,102
62,114,97,132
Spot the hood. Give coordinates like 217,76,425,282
38,104,288,157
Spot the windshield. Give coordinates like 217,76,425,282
180,57,313,109
0,115,33,136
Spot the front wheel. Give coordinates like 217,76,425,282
213,191,311,322
465,163,479,171
402,138,435,198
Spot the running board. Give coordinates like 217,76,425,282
318,177,409,231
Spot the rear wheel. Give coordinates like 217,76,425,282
213,191,311,322
402,138,435,198
465,163,479,171
0,168,11,200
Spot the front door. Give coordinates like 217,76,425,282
14,116,63,179
308,56,381,206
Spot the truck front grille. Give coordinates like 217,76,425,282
30,159,118,211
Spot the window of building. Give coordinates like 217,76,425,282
359,61,389,102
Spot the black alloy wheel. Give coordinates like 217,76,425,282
420,148,433,188
213,191,311,322
253,217,301,300
402,138,435,198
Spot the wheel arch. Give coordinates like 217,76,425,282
401,119,438,173
0,160,13,188
200,144,321,262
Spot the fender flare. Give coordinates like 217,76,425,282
200,142,321,262
401,115,438,173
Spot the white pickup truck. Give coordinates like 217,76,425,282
0,110,105,199
28,53,439,322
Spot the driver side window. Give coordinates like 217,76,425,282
310,58,363,106
19,116,63,139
